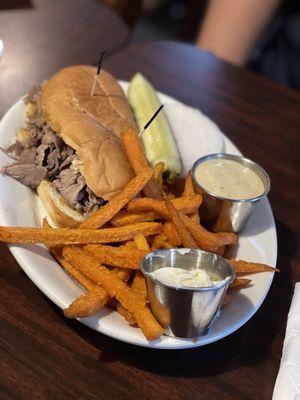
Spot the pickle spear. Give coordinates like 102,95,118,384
128,73,182,182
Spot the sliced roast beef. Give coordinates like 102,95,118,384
18,147,37,165
4,142,23,157
47,149,60,178
53,170,86,209
36,143,50,166
42,130,56,145
61,147,75,162
2,88,105,216
55,169,78,189
42,129,63,156
60,152,76,169
20,127,44,148
2,164,47,187
83,187,106,215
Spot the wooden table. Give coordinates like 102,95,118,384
0,0,129,116
1,41,299,399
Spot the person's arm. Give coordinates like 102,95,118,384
196,0,280,66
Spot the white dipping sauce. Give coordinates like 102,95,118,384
194,158,265,200
150,267,222,288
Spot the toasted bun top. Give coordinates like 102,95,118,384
41,65,136,200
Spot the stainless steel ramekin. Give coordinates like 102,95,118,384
141,249,235,338
191,153,270,233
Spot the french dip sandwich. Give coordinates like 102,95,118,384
2,66,136,227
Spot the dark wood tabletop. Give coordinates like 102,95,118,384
1,40,300,399
0,0,129,117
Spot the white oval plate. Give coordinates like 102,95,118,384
0,83,277,349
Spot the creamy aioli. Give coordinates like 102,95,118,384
194,158,265,200
150,267,223,288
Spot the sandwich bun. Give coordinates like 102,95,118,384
37,180,85,228
33,65,138,227
41,65,136,201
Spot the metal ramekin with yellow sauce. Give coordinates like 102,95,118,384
192,154,271,233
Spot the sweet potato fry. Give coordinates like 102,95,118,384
132,271,147,301
51,245,109,317
111,211,160,227
114,266,135,324
117,303,137,326
42,218,60,249
221,294,230,308
167,192,176,199
189,212,200,225
132,233,148,302
84,244,147,269
111,267,132,282
122,128,147,171
180,214,237,252
182,174,202,225
228,259,278,274
164,195,198,249
127,195,202,219
81,167,154,229
163,222,182,247
183,173,197,197
117,233,150,326
44,219,97,291
153,162,164,194
122,128,162,199
152,233,172,249
54,257,109,319
229,278,252,290
121,269,148,326
64,287,109,318
63,247,164,340
120,240,138,250
0,222,162,245
112,267,133,320
133,232,150,252
51,247,96,291
114,266,137,324
215,245,226,257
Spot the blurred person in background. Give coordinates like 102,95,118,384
101,0,300,89
196,0,300,89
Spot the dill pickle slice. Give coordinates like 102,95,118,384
128,73,182,182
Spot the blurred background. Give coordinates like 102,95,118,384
102,0,300,90
1,0,299,90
